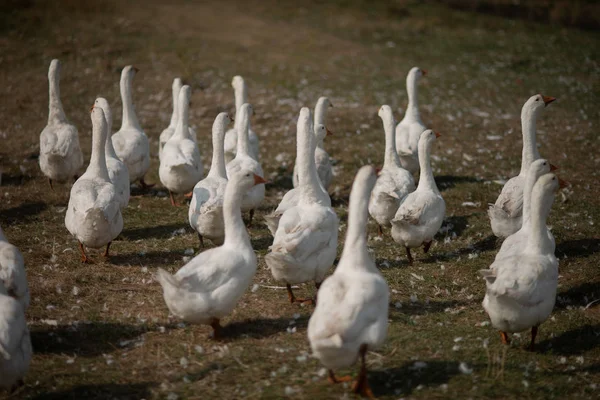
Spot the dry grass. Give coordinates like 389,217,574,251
0,0,599,399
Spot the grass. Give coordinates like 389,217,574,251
0,0,599,398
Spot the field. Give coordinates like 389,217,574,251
0,0,599,398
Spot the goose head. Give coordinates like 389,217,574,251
49,59,61,79
231,169,267,191
232,75,245,89
408,66,426,81
529,159,557,179
94,97,112,128
523,93,556,116
419,129,441,145
314,123,332,143
214,112,233,131
378,104,393,120
122,65,139,79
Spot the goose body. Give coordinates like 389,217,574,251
159,85,203,197
156,170,265,338
111,66,151,184
266,108,338,302
159,78,197,160
94,98,130,209
39,59,83,185
226,103,265,213
391,130,445,263
0,283,32,390
224,76,260,162
189,113,232,246
489,94,556,238
369,105,415,230
0,227,29,310
395,67,427,174
65,107,123,260
481,173,560,349
293,97,333,190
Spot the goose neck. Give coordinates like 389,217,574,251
169,79,181,128
520,108,540,175
86,116,110,181
234,83,248,114
526,186,554,254
208,120,227,179
416,139,438,193
236,107,251,156
382,114,401,169
297,119,323,202
120,70,141,130
48,68,66,123
223,182,251,247
173,91,190,140
405,75,420,121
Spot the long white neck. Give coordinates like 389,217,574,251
234,81,248,114
338,170,376,272
223,180,252,248
169,78,182,128
48,60,67,124
416,137,438,193
85,112,110,182
314,98,329,149
102,103,119,159
208,116,228,179
298,111,324,203
405,72,420,121
382,112,401,169
520,106,541,175
236,105,251,156
525,184,554,254
120,68,142,130
173,87,191,140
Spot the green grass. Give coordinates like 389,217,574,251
0,0,599,398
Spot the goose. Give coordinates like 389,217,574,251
0,282,32,391
488,94,556,238
264,123,331,236
65,106,123,263
368,105,416,235
158,78,197,160
0,226,29,310
395,67,427,174
189,112,233,246
495,159,557,260
293,96,334,189
481,173,563,350
111,66,152,188
224,76,260,163
159,85,203,206
391,130,445,264
39,59,83,188
156,170,266,339
265,108,338,304
94,98,130,210
225,103,265,225
308,165,388,398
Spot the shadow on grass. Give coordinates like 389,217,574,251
251,235,273,252
370,360,460,397
0,201,47,225
436,175,480,191
0,172,36,186
109,250,186,267
222,315,309,339
389,299,471,318
556,238,600,260
29,382,154,400
121,224,192,241
556,282,599,309
537,324,600,356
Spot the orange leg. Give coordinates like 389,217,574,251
377,225,383,237
78,241,92,264
530,326,538,351
500,331,511,345
352,344,374,398
183,191,193,198
169,191,180,206
286,284,315,305
139,177,155,189
103,242,112,258
247,209,255,227
328,370,353,384
210,318,223,340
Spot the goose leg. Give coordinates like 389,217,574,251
48,178,54,190
139,177,155,189
78,241,91,264
183,191,193,198
405,247,414,265
103,242,112,258
198,233,204,248
352,344,374,399
529,326,538,351
499,331,511,345
10,379,24,394
377,225,383,237
423,240,432,253
328,370,353,384
169,191,179,206
247,209,255,227
210,318,223,340
286,284,314,305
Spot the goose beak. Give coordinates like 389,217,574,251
542,95,556,106
375,167,382,176
558,178,569,189
550,163,558,172
90,105,95,113
421,69,427,76
326,128,333,137
229,116,234,122
435,131,441,138
132,66,139,73
329,102,334,108
253,174,267,185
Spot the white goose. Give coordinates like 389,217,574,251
495,159,557,260
395,67,427,174
293,96,334,189
391,130,445,264
265,108,338,304
369,105,416,235
94,98,130,210
111,66,152,188
481,173,563,350
226,103,265,225
189,112,233,246
39,59,83,188
308,166,388,398
488,94,556,238
65,106,123,263
159,85,203,206
264,123,331,236
156,170,266,339
0,282,32,391
224,76,260,162
159,77,197,160
0,226,29,310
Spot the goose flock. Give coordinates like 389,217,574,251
0,59,566,397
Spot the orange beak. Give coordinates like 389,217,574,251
132,66,140,73
542,95,556,106
253,174,267,185
326,128,333,137
90,105,95,113
421,69,427,76
375,167,382,176
329,102,334,108
230,117,234,122
435,131,441,138
558,177,568,189
550,163,558,172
